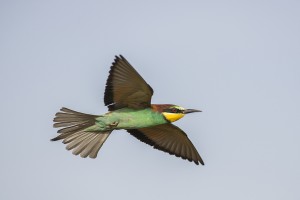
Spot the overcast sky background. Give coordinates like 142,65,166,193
1,1,299,200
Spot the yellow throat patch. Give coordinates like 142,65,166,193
162,112,185,122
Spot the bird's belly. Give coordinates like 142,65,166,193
117,116,165,129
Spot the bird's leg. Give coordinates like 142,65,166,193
109,121,119,129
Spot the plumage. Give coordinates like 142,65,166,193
63,131,86,144
104,55,153,110
51,108,97,141
128,124,204,165
51,55,204,165
89,133,110,158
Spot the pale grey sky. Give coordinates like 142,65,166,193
0,1,299,200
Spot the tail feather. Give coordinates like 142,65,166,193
89,134,110,158
54,121,88,128
66,132,91,150
72,133,98,156
80,134,103,158
62,131,86,144
51,107,111,158
57,123,90,134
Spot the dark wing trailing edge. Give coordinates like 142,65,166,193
104,55,154,111
127,124,204,165
52,107,111,158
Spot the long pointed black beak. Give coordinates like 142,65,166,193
183,109,202,114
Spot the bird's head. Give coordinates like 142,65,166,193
151,104,202,122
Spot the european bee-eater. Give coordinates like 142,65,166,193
52,55,204,165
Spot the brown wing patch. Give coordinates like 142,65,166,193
127,124,204,165
104,55,153,110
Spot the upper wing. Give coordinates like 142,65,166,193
104,55,153,110
127,124,204,165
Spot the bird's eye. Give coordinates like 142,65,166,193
172,108,177,113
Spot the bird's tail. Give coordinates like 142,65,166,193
51,107,111,158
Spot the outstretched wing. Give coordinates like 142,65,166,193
127,124,204,165
104,55,153,110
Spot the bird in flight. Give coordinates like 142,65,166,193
52,55,204,165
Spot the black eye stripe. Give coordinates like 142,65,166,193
164,108,183,113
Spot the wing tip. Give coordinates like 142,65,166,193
114,54,125,61
196,159,205,166
50,137,58,142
